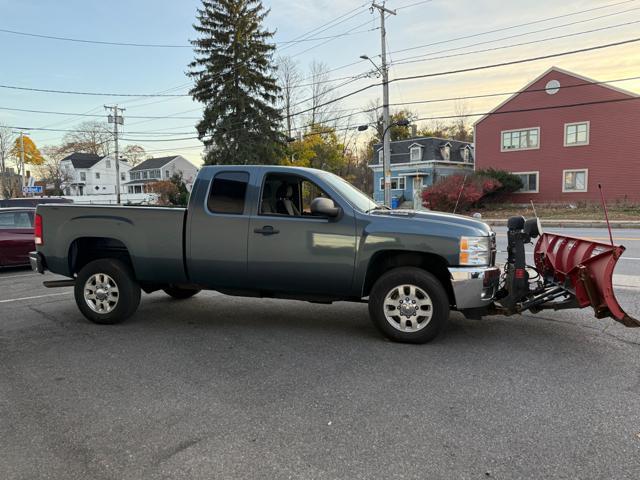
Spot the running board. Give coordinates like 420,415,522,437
43,279,76,288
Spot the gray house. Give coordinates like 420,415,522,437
370,137,474,207
124,155,198,193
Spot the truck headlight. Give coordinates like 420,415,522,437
459,236,490,266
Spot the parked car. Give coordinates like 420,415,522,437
29,166,637,343
0,207,35,267
0,197,72,208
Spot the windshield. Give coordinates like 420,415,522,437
317,171,380,212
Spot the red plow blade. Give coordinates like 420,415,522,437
533,233,640,327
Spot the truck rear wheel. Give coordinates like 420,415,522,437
163,286,201,299
74,259,141,325
368,267,450,344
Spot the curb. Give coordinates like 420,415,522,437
483,219,640,229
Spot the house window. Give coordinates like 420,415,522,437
128,186,133,194
121,173,126,181
422,176,430,187
95,172,100,180
142,171,148,179
563,169,588,192
514,171,539,193
461,147,472,163
130,171,141,181
379,177,406,191
501,128,540,151
134,185,142,194
378,150,383,164
440,144,451,161
165,169,170,179
80,172,86,181
105,160,111,168
564,122,589,146
410,146,422,162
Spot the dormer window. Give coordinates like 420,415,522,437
410,145,422,162
461,145,473,163
440,143,451,161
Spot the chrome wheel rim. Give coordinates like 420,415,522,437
84,273,119,314
383,284,433,332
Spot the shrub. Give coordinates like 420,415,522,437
422,174,502,212
476,168,523,197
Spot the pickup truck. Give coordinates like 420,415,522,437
30,166,638,343
30,165,501,343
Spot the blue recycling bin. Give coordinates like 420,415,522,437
391,197,400,209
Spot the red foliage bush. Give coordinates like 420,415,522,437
422,174,502,212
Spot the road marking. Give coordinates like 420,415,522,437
0,292,71,304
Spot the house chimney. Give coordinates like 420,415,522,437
411,124,417,137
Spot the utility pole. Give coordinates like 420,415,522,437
11,130,27,195
371,2,396,207
105,105,125,204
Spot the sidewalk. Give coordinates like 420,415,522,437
483,219,640,229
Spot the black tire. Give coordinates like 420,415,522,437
162,286,201,300
368,267,450,344
74,258,141,325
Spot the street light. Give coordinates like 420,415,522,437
359,54,383,77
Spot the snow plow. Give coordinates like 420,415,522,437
491,216,640,328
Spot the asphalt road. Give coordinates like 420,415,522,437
1,227,640,479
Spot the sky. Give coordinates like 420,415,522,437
0,0,639,167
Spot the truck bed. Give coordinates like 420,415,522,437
37,204,188,284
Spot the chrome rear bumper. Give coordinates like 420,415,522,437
448,266,500,309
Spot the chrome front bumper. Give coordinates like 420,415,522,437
448,266,500,310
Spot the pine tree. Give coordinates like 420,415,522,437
188,0,283,165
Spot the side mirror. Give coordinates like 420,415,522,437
310,197,340,218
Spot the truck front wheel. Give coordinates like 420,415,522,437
368,267,450,344
74,259,141,325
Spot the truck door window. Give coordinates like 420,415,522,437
260,174,329,217
207,172,249,214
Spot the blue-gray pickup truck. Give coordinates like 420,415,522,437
30,165,638,343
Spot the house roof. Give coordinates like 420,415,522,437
372,136,473,164
123,179,159,185
61,152,104,169
474,66,639,126
130,156,177,171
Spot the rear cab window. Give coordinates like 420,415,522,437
0,211,33,228
207,172,250,215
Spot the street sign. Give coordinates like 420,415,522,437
22,186,43,194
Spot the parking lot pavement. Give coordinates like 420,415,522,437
1,268,640,480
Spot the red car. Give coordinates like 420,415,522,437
0,208,36,267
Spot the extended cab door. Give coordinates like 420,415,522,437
187,170,252,289
247,172,357,296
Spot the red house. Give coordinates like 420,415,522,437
474,67,640,202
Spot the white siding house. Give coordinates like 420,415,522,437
125,155,198,193
61,153,131,196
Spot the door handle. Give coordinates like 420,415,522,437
253,225,279,235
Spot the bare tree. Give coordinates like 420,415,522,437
37,145,72,195
276,56,302,138
452,99,472,142
308,60,338,126
0,124,17,198
60,121,112,156
122,144,148,166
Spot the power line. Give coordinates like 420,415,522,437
0,84,189,97
390,20,640,68
0,105,201,119
384,0,638,57
388,36,640,84
389,10,640,66
284,36,640,119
